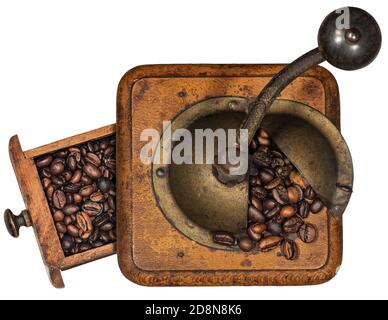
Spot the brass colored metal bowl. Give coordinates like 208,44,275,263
152,96,353,249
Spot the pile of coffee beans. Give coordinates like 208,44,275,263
212,129,324,260
35,136,116,256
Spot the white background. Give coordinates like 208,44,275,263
0,0,386,300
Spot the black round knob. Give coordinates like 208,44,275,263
318,7,381,70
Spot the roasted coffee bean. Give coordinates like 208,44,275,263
50,161,65,176
79,243,93,252
212,231,235,246
100,222,114,232
90,191,105,202
64,215,73,226
247,223,266,241
281,241,298,260
258,136,271,146
52,190,66,209
280,205,296,218
108,229,116,240
61,234,75,251
79,185,95,197
56,222,67,233
267,221,282,235
287,185,303,204
251,186,267,199
298,223,317,243
252,151,272,167
67,225,80,237
272,185,288,204
265,205,281,219
107,195,115,210
248,206,266,223
298,200,310,218
98,177,111,193
51,175,65,186
36,155,53,168
92,240,105,248
104,159,116,172
238,236,254,252
70,169,82,184
83,163,102,179
41,167,52,178
82,201,103,216
89,229,100,243
259,169,274,184
258,236,283,252
283,216,303,234
63,204,79,215
65,193,73,205
54,150,68,158
249,176,260,187
264,177,282,190
275,165,291,179
271,157,285,168
263,198,277,211
304,186,316,200
93,212,110,228
310,198,324,213
85,152,101,167
63,183,81,193
73,193,82,203
67,155,77,171
63,171,73,182
250,196,263,211
53,210,64,222
42,177,52,189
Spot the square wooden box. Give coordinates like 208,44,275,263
116,64,343,286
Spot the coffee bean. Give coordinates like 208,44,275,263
248,205,266,223
298,223,317,243
265,205,281,219
283,216,303,234
263,198,277,211
55,222,67,233
63,204,79,215
93,212,110,228
287,184,303,204
52,190,66,209
100,222,113,232
73,193,82,203
251,186,267,199
259,169,274,184
253,151,272,167
51,175,65,186
249,176,260,187
275,165,291,179
54,150,68,158
250,196,263,211
79,243,93,252
64,215,73,226
79,185,95,197
61,234,75,251
85,152,101,167
53,210,64,222
67,155,77,171
36,155,53,168
247,223,266,241
63,183,81,193
42,178,52,189
267,221,282,235
258,236,283,252
98,177,111,193
281,241,298,260
90,191,105,202
83,202,103,217
92,240,105,248
238,236,254,252
298,200,310,218
83,163,102,179
50,161,65,176
280,205,296,218
272,185,288,204
213,231,235,246
67,225,80,237
70,169,82,184
265,177,282,190
310,198,324,213
304,186,316,200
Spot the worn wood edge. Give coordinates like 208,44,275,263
116,64,343,286
9,135,65,288
24,124,116,159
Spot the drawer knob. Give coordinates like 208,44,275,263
4,209,32,238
